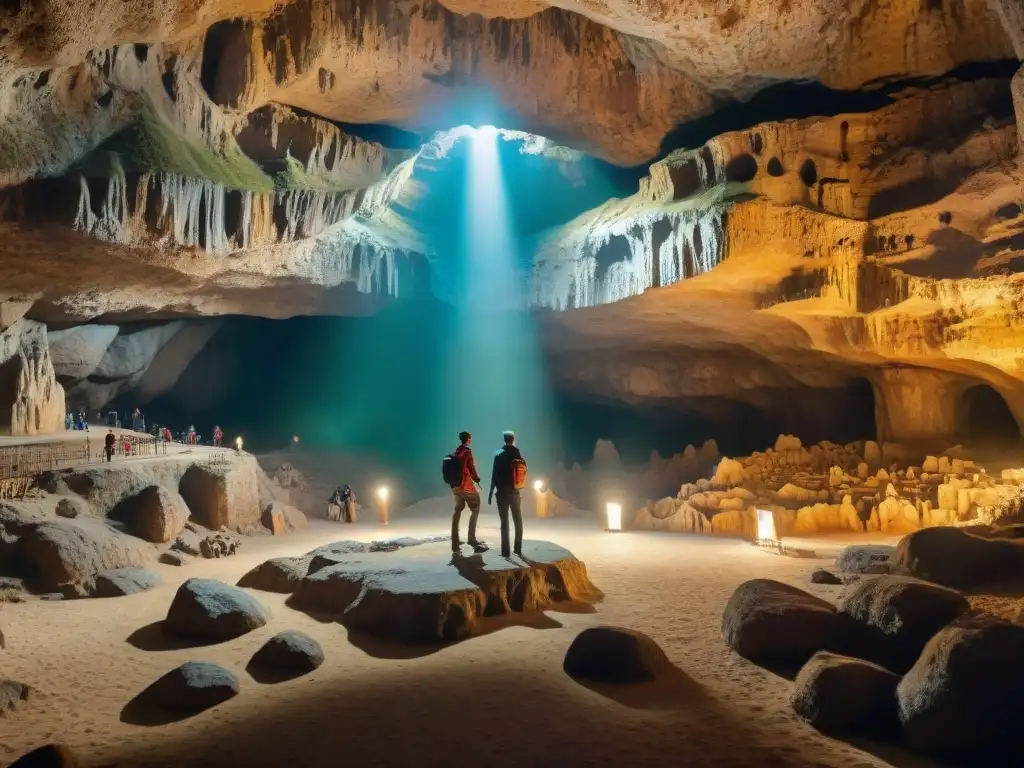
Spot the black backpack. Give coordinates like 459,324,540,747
442,452,463,487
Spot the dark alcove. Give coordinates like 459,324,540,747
960,385,1020,445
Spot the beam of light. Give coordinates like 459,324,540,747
435,125,559,473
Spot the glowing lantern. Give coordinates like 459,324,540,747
376,485,390,525
533,479,544,492
235,436,243,453
606,502,623,532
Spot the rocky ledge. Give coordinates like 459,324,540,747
272,538,602,644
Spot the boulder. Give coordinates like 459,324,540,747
810,570,842,585
54,498,86,519
15,519,154,587
834,544,894,574
164,578,268,641
8,744,79,768
790,651,898,737
199,531,240,559
898,617,1024,761
890,526,1020,588
171,527,202,556
0,679,30,713
837,575,968,672
137,661,239,713
563,626,669,683
116,486,190,544
261,501,307,536
179,460,262,533
249,630,324,673
159,550,191,567
722,579,837,666
237,557,307,593
90,567,161,598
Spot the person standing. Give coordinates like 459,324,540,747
213,425,223,447
341,484,357,523
104,429,116,462
446,431,484,552
488,431,527,558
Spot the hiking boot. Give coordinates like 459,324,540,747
469,539,487,550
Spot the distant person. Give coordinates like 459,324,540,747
443,431,484,552
327,486,344,522
64,411,73,431
340,484,357,523
162,426,172,443
187,425,197,445
488,431,528,558
213,425,223,447
104,429,116,462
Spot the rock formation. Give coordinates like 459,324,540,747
634,433,1024,539
0,320,65,435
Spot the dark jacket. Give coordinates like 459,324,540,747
490,444,523,496
454,444,480,493
104,432,116,448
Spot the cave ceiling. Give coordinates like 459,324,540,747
0,0,1023,431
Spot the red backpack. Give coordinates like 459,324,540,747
511,456,527,490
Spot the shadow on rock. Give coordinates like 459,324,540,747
126,621,221,651
245,662,309,685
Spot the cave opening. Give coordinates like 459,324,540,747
960,384,1020,446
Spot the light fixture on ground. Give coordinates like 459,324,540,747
534,478,548,518
235,436,243,454
605,502,623,532
376,485,390,525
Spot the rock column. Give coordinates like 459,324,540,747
870,367,963,444
987,0,1024,150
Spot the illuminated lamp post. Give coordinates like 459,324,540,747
605,502,623,532
376,485,390,525
533,479,549,518
235,436,243,454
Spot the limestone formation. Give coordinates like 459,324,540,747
563,627,670,684
721,579,837,666
898,616,1024,761
836,576,969,672
290,539,599,643
134,661,240,714
249,631,324,675
0,679,30,713
790,651,899,737
0,320,65,436
164,578,269,641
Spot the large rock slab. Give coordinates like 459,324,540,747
290,539,600,644
563,626,670,684
898,616,1024,761
178,459,262,533
791,651,898,737
136,661,239,713
836,575,968,672
164,578,268,641
15,519,154,587
237,557,307,593
890,526,1021,588
115,485,191,543
722,579,837,666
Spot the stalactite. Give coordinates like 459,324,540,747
532,208,726,310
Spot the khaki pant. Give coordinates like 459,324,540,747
451,489,481,548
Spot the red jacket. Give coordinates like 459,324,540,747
454,444,480,492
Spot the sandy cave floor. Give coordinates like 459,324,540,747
1,506,949,768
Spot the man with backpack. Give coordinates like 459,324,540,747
488,431,527,558
443,431,484,552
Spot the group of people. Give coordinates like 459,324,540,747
446,430,526,559
327,484,357,523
